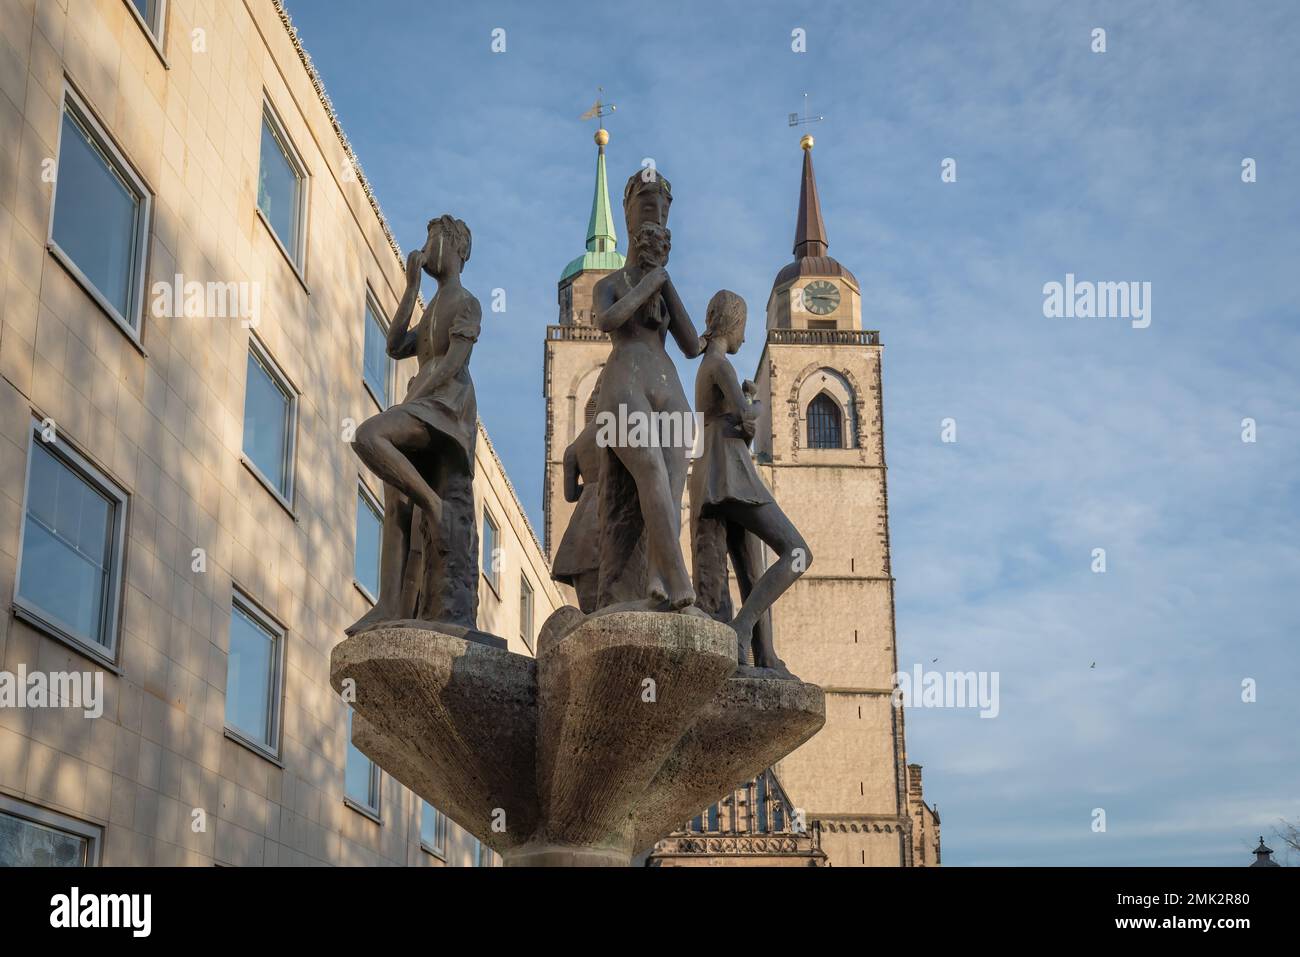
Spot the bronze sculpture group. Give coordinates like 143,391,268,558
348,170,811,677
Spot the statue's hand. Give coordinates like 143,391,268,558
742,379,758,399
405,248,426,284
640,266,669,293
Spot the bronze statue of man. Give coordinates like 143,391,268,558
590,171,701,610
690,290,812,674
347,215,482,636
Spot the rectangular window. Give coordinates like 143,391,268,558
224,594,283,758
257,100,307,268
482,509,500,593
362,294,392,408
420,802,446,857
127,0,167,44
0,796,102,866
345,709,380,817
354,484,382,600
49,86,151,338
14,425,128,662
519,575,534,650
241,338,297,504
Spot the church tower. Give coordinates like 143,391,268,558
543,128,939,866
752,133,939,866
542,128,620,567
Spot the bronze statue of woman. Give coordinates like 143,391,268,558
689,290,812,675
589,170,701,611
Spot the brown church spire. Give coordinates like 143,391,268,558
770,133,857,297
793,135,828,259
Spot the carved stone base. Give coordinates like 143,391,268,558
501,841,632,868
348,618,507,650
330,611,825,865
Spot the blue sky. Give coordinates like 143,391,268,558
285,0,1300,865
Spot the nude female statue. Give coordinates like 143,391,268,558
347,215,482,635
589,170,701,611
690,290,812,674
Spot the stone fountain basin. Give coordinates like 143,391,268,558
330,611,825,865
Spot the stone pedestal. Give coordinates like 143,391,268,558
330,611,825,866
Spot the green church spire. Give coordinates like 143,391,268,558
586,130,618,253
561,128,625,281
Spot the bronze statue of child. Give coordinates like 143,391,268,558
689,290,812,675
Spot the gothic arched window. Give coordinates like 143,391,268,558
807,393,843,449
584,391,598,426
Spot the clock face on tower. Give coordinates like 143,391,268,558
801,280,841,316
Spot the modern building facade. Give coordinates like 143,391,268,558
543,132,940,866
0,0,559,866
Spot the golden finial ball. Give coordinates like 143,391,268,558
800,133,815,151
595,128,610,146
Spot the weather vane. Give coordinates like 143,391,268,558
580,86,616,124
581,87,616,147
788,92,824,149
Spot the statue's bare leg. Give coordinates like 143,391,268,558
728,526,775,669
352,410,444,525
613,441,694,608
724,521,761,666
718,501,811,670
662,439,691,592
